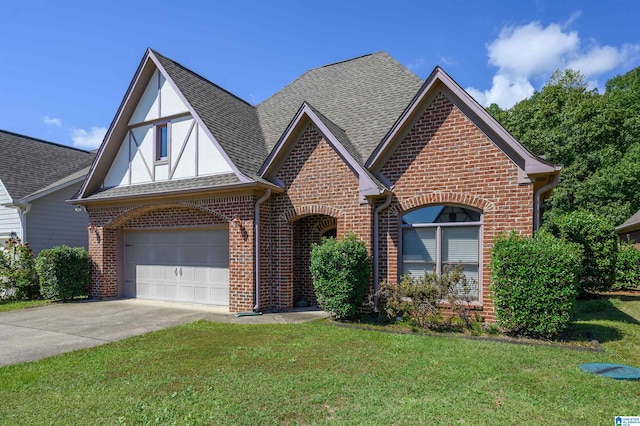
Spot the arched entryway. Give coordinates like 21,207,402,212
292,214,337,307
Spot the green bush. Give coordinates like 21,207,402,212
309,232,370,319
0,237,39,300
543,210,618,293
377,264,482,332
35,245,90,301
490,231,583,338
614,241,640,290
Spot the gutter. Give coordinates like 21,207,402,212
373,194,392,306
533,173,560,231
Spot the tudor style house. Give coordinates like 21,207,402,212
72,49,561,320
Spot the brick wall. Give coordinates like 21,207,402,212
268,123,373,310
86,197,256,312
379,92,535,321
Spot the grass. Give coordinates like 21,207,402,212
0,299,50,312
0,295,638,425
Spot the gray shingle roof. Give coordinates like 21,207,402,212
0,130,94,200
152,50,267,179
256,52,424,165
617,209,640,232
80,50,425,201
84,173,241,200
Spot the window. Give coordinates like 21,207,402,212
401,205,481,300
156,123,168,161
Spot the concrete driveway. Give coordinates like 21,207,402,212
0,299,328,367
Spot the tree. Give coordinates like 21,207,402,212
488,66,640,226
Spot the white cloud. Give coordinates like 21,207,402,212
467,17,640,108
468,75,535,109
71,126,107,150
43,116,62,127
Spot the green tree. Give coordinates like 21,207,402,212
489,66,640,226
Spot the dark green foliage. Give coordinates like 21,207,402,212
489,66,640,226
0,237,39,300
543,210,618,293
309,233,370,319
490,231,583,338
35,245,90,301
614,241,640,290
377,265,482,333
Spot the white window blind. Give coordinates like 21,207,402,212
442,227,478,263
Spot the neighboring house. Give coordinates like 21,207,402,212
616,209,640,244
0,130,95,253
72,49,561,320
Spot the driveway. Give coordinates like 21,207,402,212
0,299,328,367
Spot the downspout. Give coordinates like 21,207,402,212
533,174,560,231
373,194,392,306
253,188,271,312
21,204,31,243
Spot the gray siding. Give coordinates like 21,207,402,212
0,179,21,243
26,182,88,254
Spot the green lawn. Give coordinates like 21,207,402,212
0,299,50,312
0,295,638,425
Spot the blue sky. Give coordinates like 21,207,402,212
1,0,639,150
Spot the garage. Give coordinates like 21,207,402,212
124,228,229,306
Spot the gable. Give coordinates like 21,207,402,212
276,123,360,204
260,104,384,200
381,92,520,187
368,67,560,181
128,69,188,125
94,56,236,192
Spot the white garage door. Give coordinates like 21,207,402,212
124,228,229,306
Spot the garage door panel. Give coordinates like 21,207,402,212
124,229,229,306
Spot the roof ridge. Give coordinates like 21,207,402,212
150,48,254,108
320,52,377,68
256,52,385,107
0,129,91,153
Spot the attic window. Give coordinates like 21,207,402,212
156,124,168,161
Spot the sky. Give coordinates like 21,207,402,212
1,0,639,151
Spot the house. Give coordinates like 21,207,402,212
0,130,95,253
71,49,561,320
616,209,640,244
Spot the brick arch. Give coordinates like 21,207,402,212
391,191,496,215
105,202,231,229
280,204,346,222
313,216,338,235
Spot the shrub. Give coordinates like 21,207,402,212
309,232,370,319
543,210,618,293
614,241,640,290
35,245,90,301
377,264,481,332
490,231,583,338
0,236,39,300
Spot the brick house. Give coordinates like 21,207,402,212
72,49,560,320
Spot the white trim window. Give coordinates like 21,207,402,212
155,123,169,162
401,205,481,300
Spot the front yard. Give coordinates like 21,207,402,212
0,295,638,425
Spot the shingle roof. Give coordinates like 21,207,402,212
151,50,267,179
617,209,640,233
84,173,241,201
79,50,428,201
256,52,424,165
0,130,94,200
